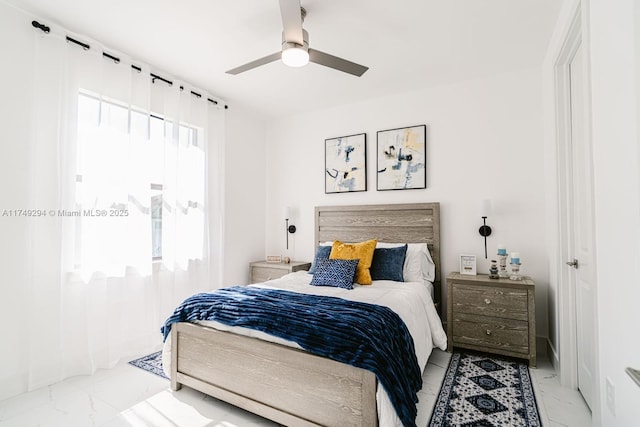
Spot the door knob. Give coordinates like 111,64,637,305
566,259,579,269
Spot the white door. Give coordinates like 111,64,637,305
568,42,597,409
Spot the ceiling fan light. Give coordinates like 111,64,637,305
282,46,309,67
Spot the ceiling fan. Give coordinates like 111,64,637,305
226,0,369,77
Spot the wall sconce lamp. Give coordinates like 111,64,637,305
479,199,492,258
284,206,297,250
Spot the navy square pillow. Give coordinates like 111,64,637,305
370,244,408,282
310,258,358,290
308,245,332,274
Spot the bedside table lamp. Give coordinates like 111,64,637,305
478,199,492,258
284,206,297,250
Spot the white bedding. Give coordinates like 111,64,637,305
162,271,447,426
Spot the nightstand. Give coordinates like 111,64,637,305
446,272,536,367
250,261,311,284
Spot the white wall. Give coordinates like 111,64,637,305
264,67,549,334
589,0,640,425
223,107,267,285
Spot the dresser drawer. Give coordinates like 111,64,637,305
452,312,529,354
251,266,288,283
452,283,529,321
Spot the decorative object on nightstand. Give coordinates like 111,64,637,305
510,252,523,281
497,244,509,278
489,259,499,279
446,272,536,367
266,255,282,263
478,199,492,258
284,206,297,250
459,254,477,275
250,260,311,284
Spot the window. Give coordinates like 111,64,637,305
75,92,205,274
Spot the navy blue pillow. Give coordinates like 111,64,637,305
308,245,332,274
310,258,358,290
370,245,408,282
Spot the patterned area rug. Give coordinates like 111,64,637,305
428,351,541,427
128,351,169,380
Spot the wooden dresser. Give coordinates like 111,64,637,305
446,272,536,367
249,261,311,284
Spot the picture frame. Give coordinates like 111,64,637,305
460,254,477,275
325,133,367,194
376,124,426,191
266,255,282,263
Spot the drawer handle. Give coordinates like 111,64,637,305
267,277,272,280
486,329,492,335
484,298,491,305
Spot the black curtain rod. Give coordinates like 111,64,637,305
184,86,201,97
150,72,173,86
179,86,222,107
31,20,228,109
103,52,120,64
66,36,89,51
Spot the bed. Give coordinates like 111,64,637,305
162,203,446,426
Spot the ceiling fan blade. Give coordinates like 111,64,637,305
308,49,369,77
279,0,304,45
225,52,282,75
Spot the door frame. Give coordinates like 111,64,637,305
552,0,601,421
554,2,581,391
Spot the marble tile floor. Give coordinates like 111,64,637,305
0,349,591,427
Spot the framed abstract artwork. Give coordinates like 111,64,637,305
325,133,367,193
376,125,426,190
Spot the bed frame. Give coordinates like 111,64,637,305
170,202,441,427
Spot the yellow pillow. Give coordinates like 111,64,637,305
329,239,377,285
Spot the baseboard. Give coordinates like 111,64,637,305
0,372,26,401
534,336,560,369
546,338,559,371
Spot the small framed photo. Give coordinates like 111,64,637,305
266,255,282,263
459,255,477,275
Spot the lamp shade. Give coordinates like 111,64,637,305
481,199,492,217
283,206,291,219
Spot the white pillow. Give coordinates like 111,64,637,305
376,242,436,282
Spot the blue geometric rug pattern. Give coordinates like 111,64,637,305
128,351,169,380
428,351,541,427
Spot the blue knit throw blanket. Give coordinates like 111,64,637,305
161,286,422,427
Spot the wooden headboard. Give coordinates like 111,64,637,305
314,203,441,307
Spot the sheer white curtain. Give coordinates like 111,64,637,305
22,27,224,391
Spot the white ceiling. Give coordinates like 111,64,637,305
8,0,563,119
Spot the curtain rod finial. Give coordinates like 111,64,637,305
32,20,50,34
